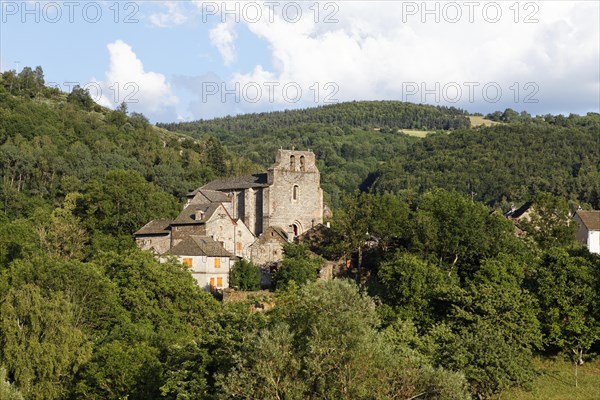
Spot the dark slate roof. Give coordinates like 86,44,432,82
271,226,289,241
186,189,231,203
505,202,532,219
166,236,233,257
201,173,269,191
134,219,171,236
172,203,222,225
576,210,600,230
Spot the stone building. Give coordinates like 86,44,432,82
134,149,325,290
574,210,600,254
162,236,234,292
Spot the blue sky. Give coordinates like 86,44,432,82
1,1,599,122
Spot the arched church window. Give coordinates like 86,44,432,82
290,155,296,170
300,155,305,171
293,185,298,201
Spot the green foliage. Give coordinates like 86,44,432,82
373,117,600,208
0,69,258,224
160,341,211,399
67,85,94,110
0,284,92,399
229,259,260,291
94,250,220,346
273,243,322,289
519,192,578,250
413,189,522,277
74,340,162,400
221,280,471,399
78,169,180,238
0,367,23,400
160,101,469,205
378,252,454,326
426,254,542,397
534,248,600,364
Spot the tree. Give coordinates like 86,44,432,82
325,191,370,280
35,193,88,260
79,170,179,239
221,280,470,400
272,243,322,289
67,85,94,110
116,101,128,114
413,189,520,278
519,192,578,250
427,254,542,397
0,284,91,400
0,367,23,400
229,259,260,291
378,252,454,327
535,248,600,367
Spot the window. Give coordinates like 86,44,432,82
290,155,296,170
182,258,193,268
293,185,298,201
300,155,305,171
236,242,242,252
214,258,221,268
210,277,215,293
217,277,223,287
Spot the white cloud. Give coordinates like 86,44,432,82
209,20,238,66
163,1,598,119
96,40,178,116
205,0,599,115
149,2,188,27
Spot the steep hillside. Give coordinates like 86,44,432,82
0,68,259,219
159,101,474,203
161,98,599,207
370,116,600,208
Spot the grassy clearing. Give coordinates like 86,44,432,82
397,129,435,138
499,357,600,400
470,115,501,127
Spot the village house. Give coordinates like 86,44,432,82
162,236,234,292
134,149,325,291
574,210,600,254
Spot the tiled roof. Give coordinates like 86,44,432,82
172,203,222,225
166,236,233,257
576,210,600,230
271,226,289,241
201,173,269,191
186,189,231,203
134,219,171,236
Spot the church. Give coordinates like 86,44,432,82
134,149,324,291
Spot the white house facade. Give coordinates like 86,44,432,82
574,210,600,255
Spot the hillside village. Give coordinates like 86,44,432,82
1,68,599,399
135,149,325,291
136,148,600,293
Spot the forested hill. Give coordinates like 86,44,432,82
158,101,471,133
158,102,472,203
160,97,599,208
370,116,600,209
0,68,258,218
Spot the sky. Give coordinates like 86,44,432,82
1,1,599,122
